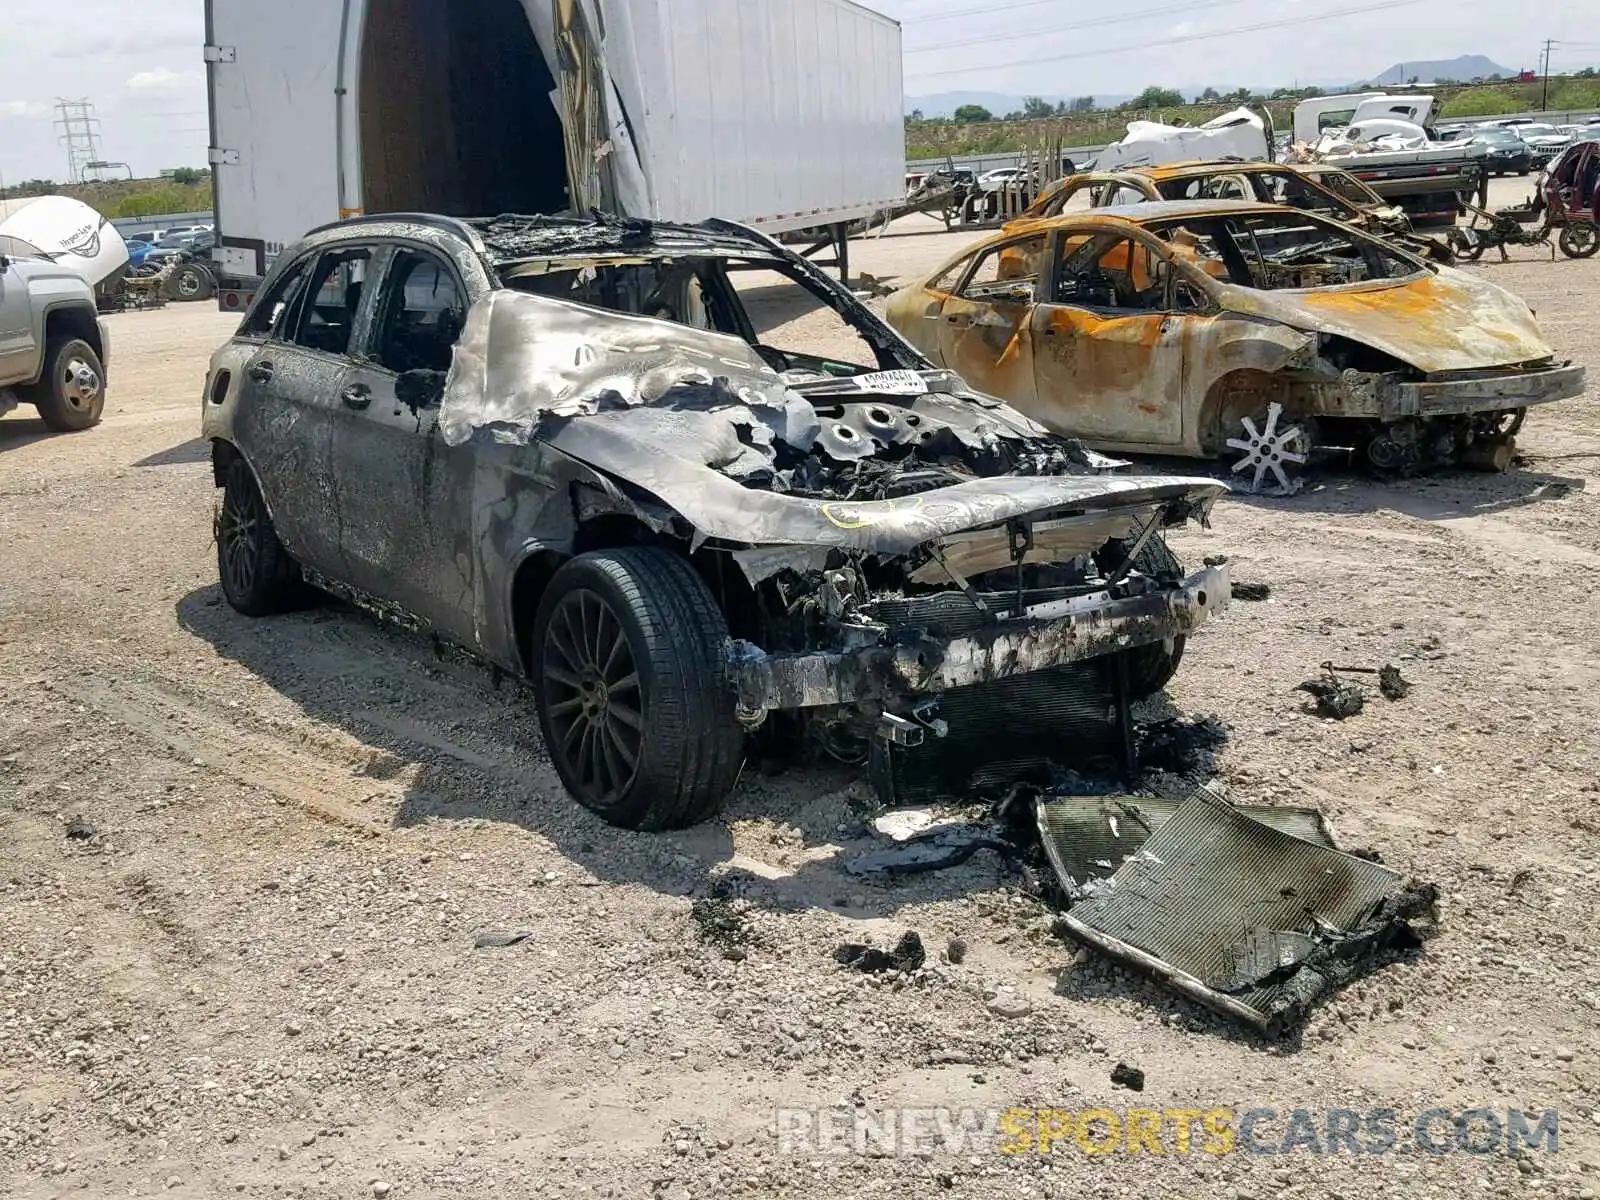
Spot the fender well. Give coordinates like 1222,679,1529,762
1192,318,1318,455
41,303,103,362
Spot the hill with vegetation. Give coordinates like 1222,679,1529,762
0,171,211,219
906,74,1600,160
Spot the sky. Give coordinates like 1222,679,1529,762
1,0,1597,184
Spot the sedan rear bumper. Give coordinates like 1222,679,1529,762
727,564,1229,721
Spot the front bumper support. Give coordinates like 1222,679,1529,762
1389,362,1586,418
728,564,1229,721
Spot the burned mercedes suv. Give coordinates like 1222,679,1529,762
201,213,1229,829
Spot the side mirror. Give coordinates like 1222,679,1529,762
395,368,447,412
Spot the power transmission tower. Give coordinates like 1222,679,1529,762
54,98,102,182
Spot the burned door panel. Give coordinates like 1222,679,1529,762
329,247,479,641
234,344,351,579
1030,234,1184,448
932,232,1047,410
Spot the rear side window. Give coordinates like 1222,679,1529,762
956,233,1049,303
292,249,371,356
240,258,312,338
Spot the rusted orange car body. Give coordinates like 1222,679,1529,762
884,199,1583,489
1009,161,1445,257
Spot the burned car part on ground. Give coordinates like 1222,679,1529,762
885,199,1585,495
202,212,1228,830
1046,787,1437,1034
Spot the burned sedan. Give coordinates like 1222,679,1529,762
201,214,1228,829
886,199,1585,494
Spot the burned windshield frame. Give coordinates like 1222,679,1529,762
1146,211,1423,290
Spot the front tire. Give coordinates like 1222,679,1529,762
26,337,104,432
216,458,305,616
532,548,745,830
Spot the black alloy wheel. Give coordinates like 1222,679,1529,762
540,588,644,806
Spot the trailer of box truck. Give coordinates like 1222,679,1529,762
203,0,904,311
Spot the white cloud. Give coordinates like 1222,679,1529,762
125,66,203,95
0,100,52,119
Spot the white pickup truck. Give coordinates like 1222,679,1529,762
1290,94,1489,226
0,197,119,431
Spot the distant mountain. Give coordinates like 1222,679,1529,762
1367,55,1511,85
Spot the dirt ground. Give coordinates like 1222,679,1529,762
4,185,1600,1199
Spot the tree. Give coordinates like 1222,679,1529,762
1021,95,1056,119
1125,85,1186,109
1200,86,1221,101
2,178,58,199
1578,67,1597,79
907,108,925,122
167,166,207,186
1067,95,1095,112
952,104,993,123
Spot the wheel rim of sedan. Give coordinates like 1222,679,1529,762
62,357,102,411
219,484,260,597
542,589,643,804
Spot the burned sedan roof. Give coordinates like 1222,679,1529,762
464,213,786,268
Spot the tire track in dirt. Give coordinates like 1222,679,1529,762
67,674,404,838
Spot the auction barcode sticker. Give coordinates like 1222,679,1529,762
851,370,928,395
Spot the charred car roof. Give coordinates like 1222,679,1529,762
306,211,791,269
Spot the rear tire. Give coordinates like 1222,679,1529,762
166,261,216,302
1120,537,1187,700
1559,220,1598,259
216,458,305,616
532,548,745,830
26,337,104,432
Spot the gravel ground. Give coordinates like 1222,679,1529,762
3,185,1599,1198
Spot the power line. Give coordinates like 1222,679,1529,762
902,0,1247,28
907,0,1428,80
906,0,1254,52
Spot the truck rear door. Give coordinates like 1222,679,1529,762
206,0,353,303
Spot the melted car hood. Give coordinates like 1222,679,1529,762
546,410,1225,553
1216,267,1555,373
442,287,1226,552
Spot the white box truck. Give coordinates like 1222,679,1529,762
203,0,905,312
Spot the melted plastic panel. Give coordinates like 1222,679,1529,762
439,289,798,446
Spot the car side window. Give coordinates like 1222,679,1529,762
1202,175,1249,201
925,257,969,294
957,233,1048,304
1262,172,1337,214
292,248,371,357
372,249,467,374
240,258,311,339
1053,234,1170,312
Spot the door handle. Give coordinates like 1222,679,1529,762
246,360,274,384
340,384,372,411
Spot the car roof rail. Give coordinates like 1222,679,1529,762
303,212,480,240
